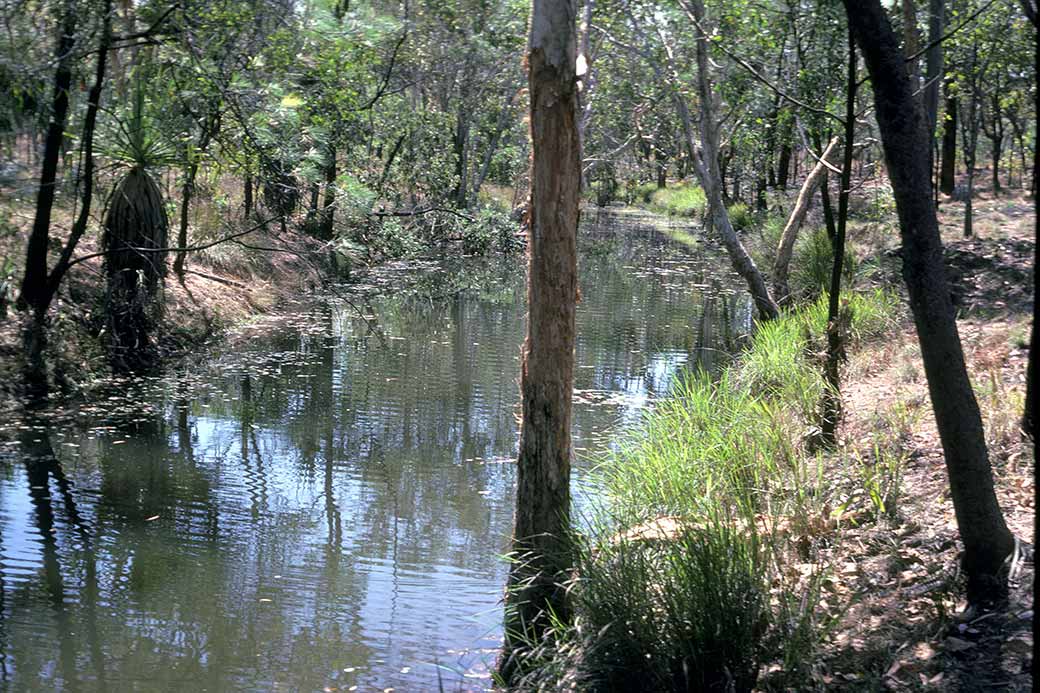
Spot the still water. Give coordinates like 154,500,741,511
0,210,750,691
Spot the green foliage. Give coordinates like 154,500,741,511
647,183,707,218
727,202,753,231
791,227,859,301
100,80,177,168
520,290,899,690
623,181,659,205
462,206,522,255
564,514,769,693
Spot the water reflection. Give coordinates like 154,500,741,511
0,211,750,690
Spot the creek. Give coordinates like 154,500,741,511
0,209,751,691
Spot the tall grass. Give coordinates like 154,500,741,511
648,183,707,218
515,289,900,691
791,227,860,301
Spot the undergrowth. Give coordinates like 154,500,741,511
511,288,900,691
647,183,707,218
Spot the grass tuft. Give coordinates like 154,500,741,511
647,183,707,218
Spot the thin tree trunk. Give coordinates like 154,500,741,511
471,87,518,205
499,0,580,680
174,161,199,281
679,0,779,321
321,147,336,240
377,133,405,191
1025,4,1037,441
18,0,77,320
773,138,839,305
940,90,957,194
924,0,944,183
820,37,857,447
776,131,792,190
963,79,978,236
47,0,111,303
174,112,218,280
844,0,1015,603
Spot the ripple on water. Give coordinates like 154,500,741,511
0,212,751,690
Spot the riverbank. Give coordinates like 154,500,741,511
0,208,324,410
513,187,1034,691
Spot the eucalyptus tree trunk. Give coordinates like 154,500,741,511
924,0,944,188
679,0,780,321
843,0,1014,604
940,88,958,194
819,35,858,447
773,138,839,305
499,0,580,681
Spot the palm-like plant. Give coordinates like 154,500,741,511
101,82,175,371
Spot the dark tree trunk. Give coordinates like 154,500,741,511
307,182,319,223
813,131,838,242
1022,3,1037,443
453,107,471,209
499,0,580,681
19,0,111,401
321,148,336,240
843,0,1014,604
18,1,77,320
174,161,199,281
244,173,253,218
940,91,958,195
820,35,857,447
657,160,667,188
776,136,793,190
992,135,1002,195
962,77,979,236
820,173,836,241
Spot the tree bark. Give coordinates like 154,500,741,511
924,0,944,176
321,147,336,240
843,0,1014,603
18,0,77,320
773,138,839,305
244,173,253,218
820,37,858,447
499,0,580,681
776,129,793,190
940,90,957,195
1021,1,1036,443
962,64,979,236
681,0,779,321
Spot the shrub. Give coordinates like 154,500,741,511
790,227,859,301
648,183,707,218
728,202,753,232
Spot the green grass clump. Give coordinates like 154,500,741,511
791,227,859,301
728,202,753,231
566,514,769,693
648,183,707,218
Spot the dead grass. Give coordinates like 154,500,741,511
813,185,1035,691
